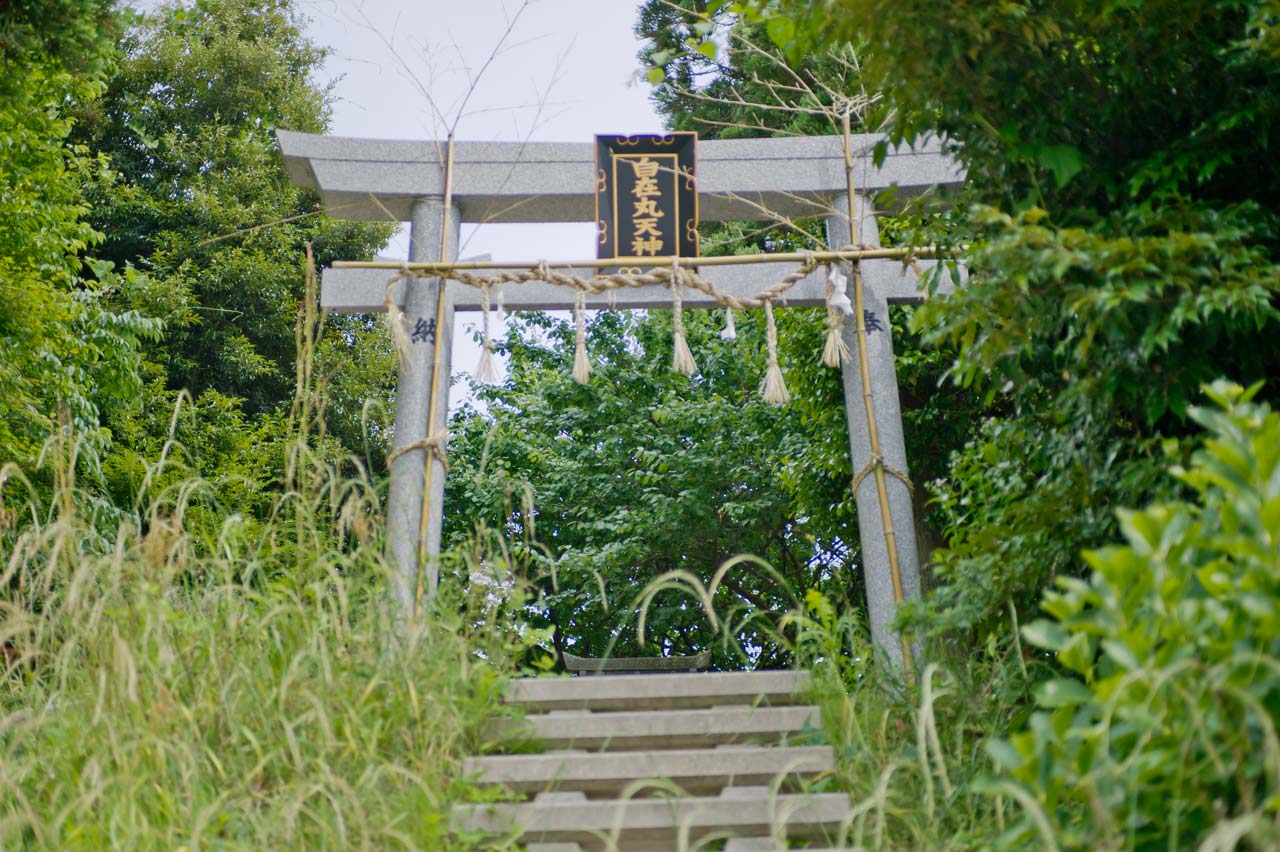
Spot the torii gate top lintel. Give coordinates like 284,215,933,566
276,129,962,224
277,129,965,313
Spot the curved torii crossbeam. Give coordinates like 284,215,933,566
276,129,964,665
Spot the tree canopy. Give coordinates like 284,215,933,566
0,0,396,538
445,306,857,667
64,0,394,516
668,0,1280,640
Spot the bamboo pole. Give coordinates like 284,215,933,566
843,111,914,671
415,135,456,618
333,245,943,274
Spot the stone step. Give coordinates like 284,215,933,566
465,744,834,797
491,704,822,751
505,670,812,713
724,841,861,852
527,842,860,852
452,789,851,852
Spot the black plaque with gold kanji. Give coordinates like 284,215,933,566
595,133,697,266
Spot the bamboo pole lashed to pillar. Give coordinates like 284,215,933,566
415,135,456,618
842,110,913,671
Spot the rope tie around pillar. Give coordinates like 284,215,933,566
670,256,697,376
387,433,451,472
851,453,913,494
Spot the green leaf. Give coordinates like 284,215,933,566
1034,677,1094,708
986,738,1025,770
764,16,795,51
1036,144,1084,188
1022,619,1068,651
1100,639,1140,671
1058,632,1094,676
87,258,115,280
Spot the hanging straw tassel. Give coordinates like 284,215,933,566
572,287,591,384
760,299,790,405
720,307,737,341
670,259,697,376
822,265,853,369
474,283,498,384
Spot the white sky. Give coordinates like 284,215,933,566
301,0,663,384
305,0,661,260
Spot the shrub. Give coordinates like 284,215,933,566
988,380,1280,850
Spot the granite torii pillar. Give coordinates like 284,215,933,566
386,199,460,618
829,194,922,665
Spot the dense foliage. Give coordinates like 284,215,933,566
70,0,395,513
0,19,159,487
701,0,1280,643
77,0,392,415
0,0,396,533
0,0,116,86
445,307,857,667
993,382,1280,848
680,2,1280,848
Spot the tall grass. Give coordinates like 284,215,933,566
0,253,533,851
779,590,1039,850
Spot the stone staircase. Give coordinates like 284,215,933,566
452,670,856,851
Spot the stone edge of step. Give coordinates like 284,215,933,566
462,743,836,785
451,789,852,833
503,669,814,711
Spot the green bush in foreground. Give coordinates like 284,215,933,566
989,381,1280,850
0,429,530,850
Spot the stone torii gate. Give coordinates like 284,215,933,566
277,130,963,664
